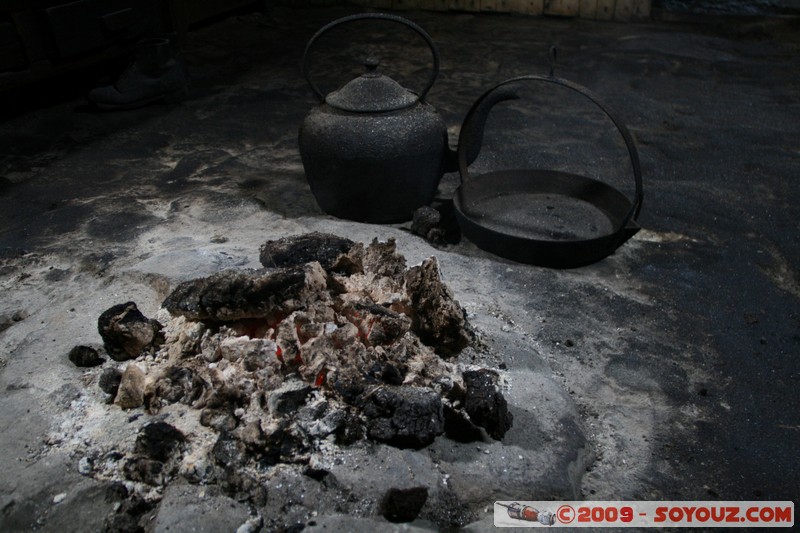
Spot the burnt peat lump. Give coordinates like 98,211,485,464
405,258,472,356
161,267,307,322
463,369,513,440
259,232,354,270
98,302,162,361
362,386,445,449
68,345,104,367
381,486,429,522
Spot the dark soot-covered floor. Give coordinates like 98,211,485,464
1,5,798,532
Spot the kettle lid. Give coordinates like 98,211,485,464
325,58,419,113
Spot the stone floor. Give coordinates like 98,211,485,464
1,5,798,532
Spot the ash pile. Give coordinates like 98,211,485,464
81,233,513,530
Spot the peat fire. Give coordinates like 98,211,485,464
76,233,512,529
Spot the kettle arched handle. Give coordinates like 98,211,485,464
302,12,440,103
457,75,643,225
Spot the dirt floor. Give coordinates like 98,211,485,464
1,5,799,532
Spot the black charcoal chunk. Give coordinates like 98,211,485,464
134,421,185,462
362,386,444,449
381,486,428,522
162,268,307,322
259,232,354,271
463,369,513,440
68,345,105,367
98,302,162,361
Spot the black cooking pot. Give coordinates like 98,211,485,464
454,74,644,268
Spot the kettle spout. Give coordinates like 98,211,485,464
443,85,521,173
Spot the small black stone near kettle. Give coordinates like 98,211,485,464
298,13,509,224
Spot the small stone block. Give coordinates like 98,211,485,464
579,0,598,18
596,0,616,20
392,0,421,9
450,0,481,12
614,0,634,21
502,0,544,14
633,0,651,19
544,0,580,16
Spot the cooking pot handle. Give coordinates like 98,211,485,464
302,13,440,103
457,75,643,224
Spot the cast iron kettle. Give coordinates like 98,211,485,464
299,13,489,223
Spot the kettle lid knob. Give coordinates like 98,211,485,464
364,56,380,72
